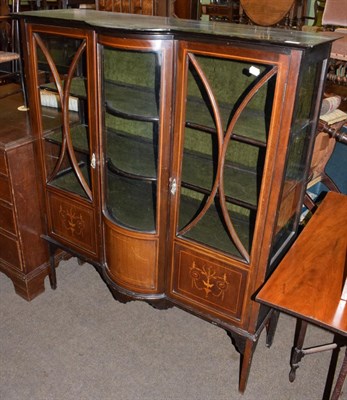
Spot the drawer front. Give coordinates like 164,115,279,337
0,175,11,203
170,244,248,324
0,202,16,235
0,232,22,270
0,151,7,175
48,192,98,257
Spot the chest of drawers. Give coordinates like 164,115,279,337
0,88,52,300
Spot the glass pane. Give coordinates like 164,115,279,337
179,190,254,257
103,47,161,232
106,173,156,231
185,54,274,143
272,61,322,256
178,53,276,260
35,33,91,199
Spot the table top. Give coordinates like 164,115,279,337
256,191,347,337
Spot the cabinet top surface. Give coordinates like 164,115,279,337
0,88,31,150
18,9,340,48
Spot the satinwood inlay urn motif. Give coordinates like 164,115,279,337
190,261,230,300
59,205,85,237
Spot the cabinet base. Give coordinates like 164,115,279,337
0,263,50,301
0,251,69,301
102,265,170,308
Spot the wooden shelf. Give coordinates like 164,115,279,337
105,80,159,122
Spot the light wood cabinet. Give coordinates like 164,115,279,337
19,10,337,392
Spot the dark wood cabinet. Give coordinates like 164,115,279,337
19,10,337,392
0,88,51,300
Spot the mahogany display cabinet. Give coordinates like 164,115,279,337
18,9,337,392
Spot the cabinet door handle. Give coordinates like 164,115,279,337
170,178,177,195
91,153,96,169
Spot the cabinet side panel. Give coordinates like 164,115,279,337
7,143,49,272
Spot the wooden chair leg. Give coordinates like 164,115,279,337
320,172,340,193
304,192,317,212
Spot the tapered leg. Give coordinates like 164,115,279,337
239,338,257,393
323,338,341,400
48,242,57,290
266,310,280,348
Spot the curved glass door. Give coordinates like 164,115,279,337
177,52,277,262
102,45,162,233
34,32,92,200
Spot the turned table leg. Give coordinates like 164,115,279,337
331,347,347,400
289,319,308,382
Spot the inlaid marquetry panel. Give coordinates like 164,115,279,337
171,244,248,323
48,192,97,256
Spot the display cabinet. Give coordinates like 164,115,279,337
19,10,337,393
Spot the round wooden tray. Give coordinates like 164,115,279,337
240,0,295,26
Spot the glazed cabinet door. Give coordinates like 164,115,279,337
99,35,173,297
168,41,294,326
25,24,101,261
